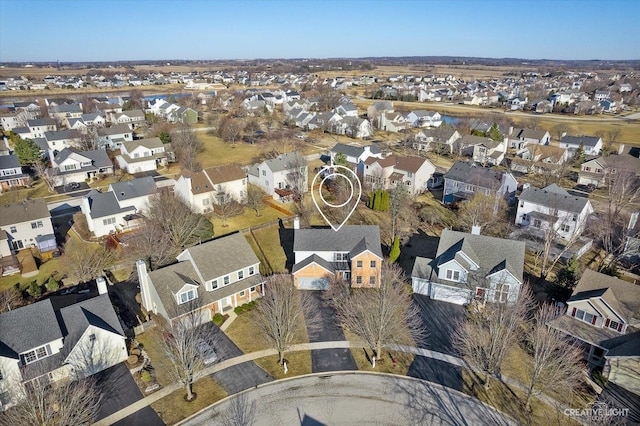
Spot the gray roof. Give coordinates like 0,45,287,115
44,129,81,141
84,190,135,219
331,143,381,158
98,124,132,136
519,184,590,213
109,176,157,202
53,147,111,171
0,199,50,227
263,152,306,173
0,154,21,170
294,225,383,259
0,298,62,356
27,118,56,127
122,137,163,153
444,161,505,189
561,135,601,147
33,137,48,151
291,254,336,274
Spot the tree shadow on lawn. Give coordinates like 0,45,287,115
278,227,295,272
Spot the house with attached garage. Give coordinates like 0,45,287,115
0,154,31,192
0,199,56,255
247,152,307,201
110,109,145,129
503,127,551,149
406,110,442,128
50,147,113,186
411,228,525,305
510,144,569,174
136,233,265,326
0,289,127,410
115,137,171,174
548,269,640,370
559,135,603,156
26,118,57,139
292,223,382,290
516,184,593,241
442,161,518,205
577,154,640,188
413,127,461,153
362,154,435,196
43,129,82,160
175,164,248,214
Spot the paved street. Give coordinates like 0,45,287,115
304,292,357,373
181,373,516,426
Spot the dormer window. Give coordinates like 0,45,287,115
178,289,196,304
446,270,460,281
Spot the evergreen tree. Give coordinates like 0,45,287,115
381,190,390,211
556,257,579,289
13,137,42,165
389,236,401,263
45,276,60,292
367,191,375,209
373,189,382,211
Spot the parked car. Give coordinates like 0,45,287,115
196,339,218,365
69,182,81,190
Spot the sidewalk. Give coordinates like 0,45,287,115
94,340,570,426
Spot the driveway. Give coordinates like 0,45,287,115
94,363,164,425
210,326,273,394
304,292,357,373
412,294,466,354
407,356,465,392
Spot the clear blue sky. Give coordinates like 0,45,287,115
1,0,638,62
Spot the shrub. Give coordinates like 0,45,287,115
45,276,60,292
212,313,225,326
27,280,42,297
389,236,401,263
140,370,152,383
234,306,244,315
592,369,607,388
248,301,256,308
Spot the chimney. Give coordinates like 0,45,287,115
96,276,108,295
629,212,639,230
471,225,481,235
618,143,625,155
293,216,300,230
136,259,151,312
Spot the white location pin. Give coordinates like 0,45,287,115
311,165,362,232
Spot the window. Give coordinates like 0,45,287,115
203,198,210,206
22,345,51,365
356,260,363,268
224,275,230,285
24,351,37,364
369,276,376,285
584,166,591,172
356,276,362,285
239,290,245,297
211,279,218,289
89,334,96,341
238,270,244,280
64,164,76,171
561,224,570,233
300,167,305,174
179,289,196,304
533,219,542,228
262,170,266,176
446,270,460,281
465,184,473,191
103,217,116,226
572,214,578,221
249,266,255,275
264,180,269,187
407,171,413,178
335,253,349,262
0,370,3,381
9,226,16,233
242,179,246,185
494,283,509,303
370,260,377,268
250,286,256,292
609,320,619,331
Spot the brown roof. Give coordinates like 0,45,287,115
183,164,246,195
0,199,50,227
368,154,428,173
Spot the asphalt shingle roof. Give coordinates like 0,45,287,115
84,190,135,219
109,176,157,202
263,152,306,173
0,199,50,227
443,161,505,189
0,299,62,356
294,225,383,259
561,135,601,148
519,184,590,213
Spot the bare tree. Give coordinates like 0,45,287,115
334,262,425,364
456,192,510,237
284,153,308,217
454,285,534,390
31,160,55,193
217,116,244,146
211,190,243,227
124,88,144,111
315,85,342,111
1,375,101,426
63,240,113,285
80,95,97,114
388,184,409,241
172,123,203,172
217,393,257,426
0,288,22,313
246,183,267,217
78,127,99,151
126,221,176,271
251,274,317,365
523,304,586,411
158,309,214,401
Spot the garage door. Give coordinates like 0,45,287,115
297,277,329,290
430,284,471,305
176,308,212,329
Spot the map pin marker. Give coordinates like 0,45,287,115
311,165,362,232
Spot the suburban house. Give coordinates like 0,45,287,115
175,165,248,214
0,289,127,410
0,199,56,254
560,135,603,156
329,143,383,174
247,152,307,200
516,184,594,241
577,154,640,188
367,101,394,128
292,224,383,290
455,135,507,166
510,144,569,174
413,128,461,153
411,228,525,305
0,154,31,191
549,269,640,370
442,161,518,205
342,116,374,139
50,148,113,186
111,110,145,129
362,154,435,196
406,110,442,128
43,129,82,159
623,212,640,264
97,124,134,150
26,118,57,139
378,111,411,132
168,106,198,125
137,233,265,325
504,127,551,149
115,138,170,174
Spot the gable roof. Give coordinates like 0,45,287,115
294,225,383,259
444,161,506,189
519,184,591,213
0,154,21,170
109,176,157,202
53,147,111,169
511,127,548,141
291,254,336,274
263,152,306,173
44,129,81,141
0,298,62,356
122,137,164,153
98,124,132,136
204,164,247,185
0,199,50,227
561,135,601,147
331,143,381,158
84,190,135,218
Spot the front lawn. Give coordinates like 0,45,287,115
210,205,284,235
150,376,227,425
343,329,415,376
136,328,173,387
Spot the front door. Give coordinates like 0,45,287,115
221,297,232,311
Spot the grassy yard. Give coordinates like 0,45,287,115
210,205,284,235
136,328,174,386
245,226,288,273
0,251,64,292
150,376,227,426
343,330,415,376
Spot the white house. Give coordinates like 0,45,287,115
330,143,383,173
406,110,442,128
50,148,113,186
247,152,307,200
0,290,127,410
111,109,145,129
412,229,525,305
108,176,158,213
504,127,551,149
175,164,248,214
559,135,603,156
362,154,435,196
443,161,518,205
26,118,57,139
0,199,56,254
115,137,169,174
413,128,461,153
97,124,134,150
43,129,82,159
516,184,594,241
